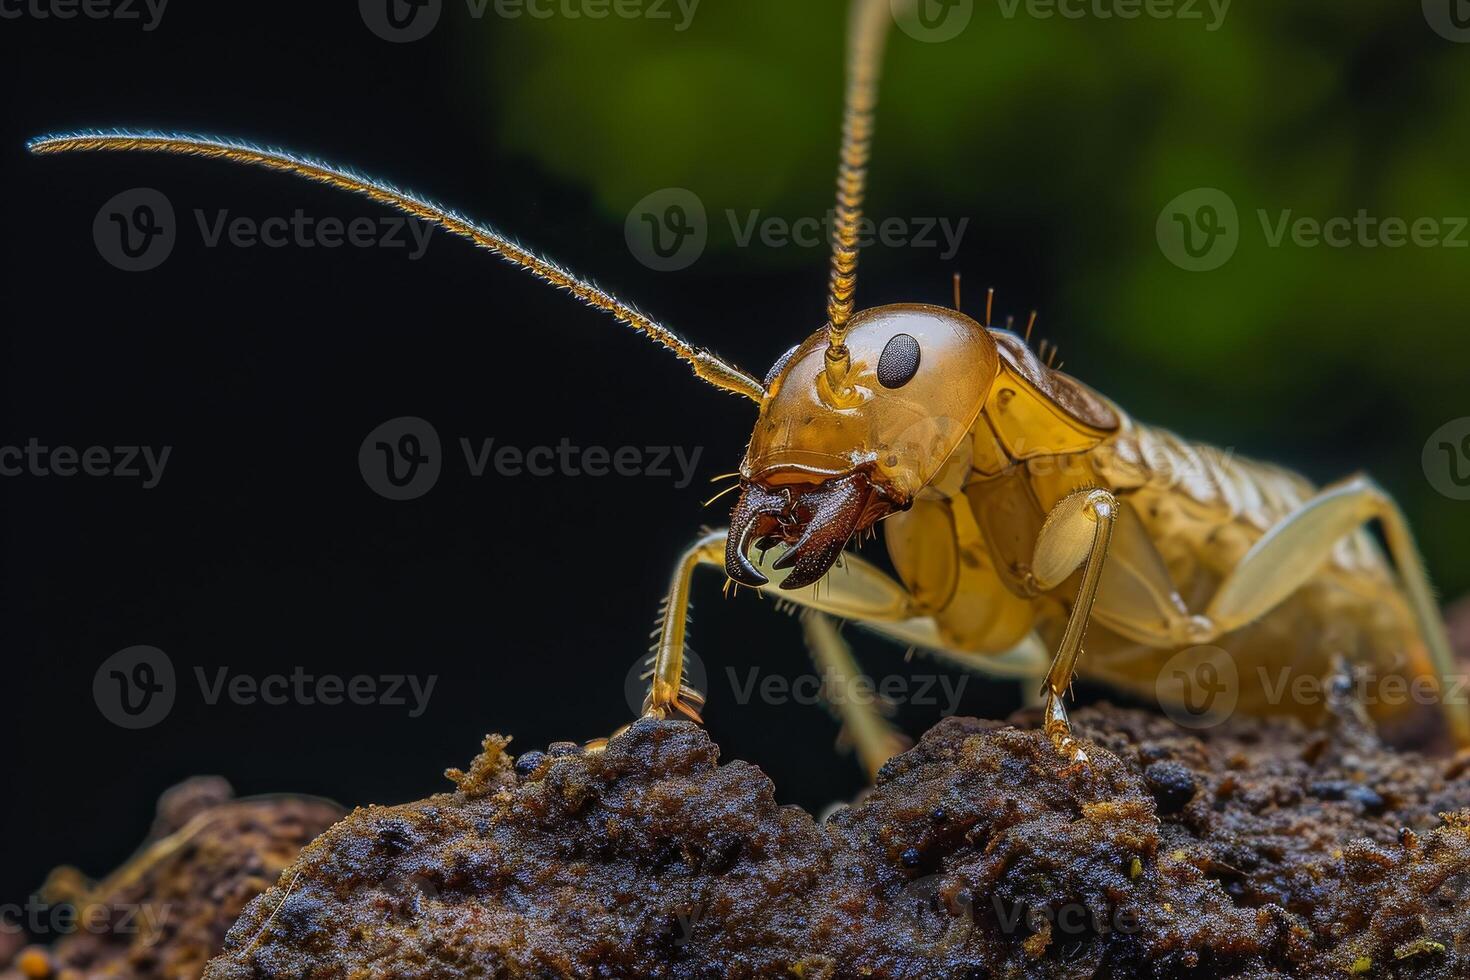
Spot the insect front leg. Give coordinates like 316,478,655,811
1030,488,1122,765
642,531,729,724
641,528,920,758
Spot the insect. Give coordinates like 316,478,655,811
30,0,1468,777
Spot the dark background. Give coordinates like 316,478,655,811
3,0,1468,915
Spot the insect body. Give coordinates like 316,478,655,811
29,0,1468,775
717,302,1464,765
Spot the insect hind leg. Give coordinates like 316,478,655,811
1204,475,1470,748
800,611,911,782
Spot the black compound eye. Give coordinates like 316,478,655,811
876,333,921,389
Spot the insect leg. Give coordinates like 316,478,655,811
800,611,910,782
852,622,1051,683
1030,488,1122,764
642,529,920,721
644,530,1050,770
644,531,727,722
1204,475,1470,747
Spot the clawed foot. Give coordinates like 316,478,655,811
642,682,706,724
1047,727,1090,768
640,652,707,724
1042,693,1090,769
588,678,708,755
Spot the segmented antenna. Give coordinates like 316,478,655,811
823,0,903,392
28,131,766,404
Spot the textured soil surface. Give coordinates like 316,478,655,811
2,779,342,980
187,704,1470,980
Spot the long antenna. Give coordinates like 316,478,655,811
823,0,903,394
28,131,766,404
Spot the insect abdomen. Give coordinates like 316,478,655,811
1095,419,1391,582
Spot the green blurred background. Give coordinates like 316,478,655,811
470,0,1470,596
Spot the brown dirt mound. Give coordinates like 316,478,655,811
3,779,342,980
199,706,1470,979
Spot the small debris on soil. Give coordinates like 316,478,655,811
200,705,1470,979
1,778,342,980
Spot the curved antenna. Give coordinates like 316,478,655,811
823,0,903,392
28,130,766,404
